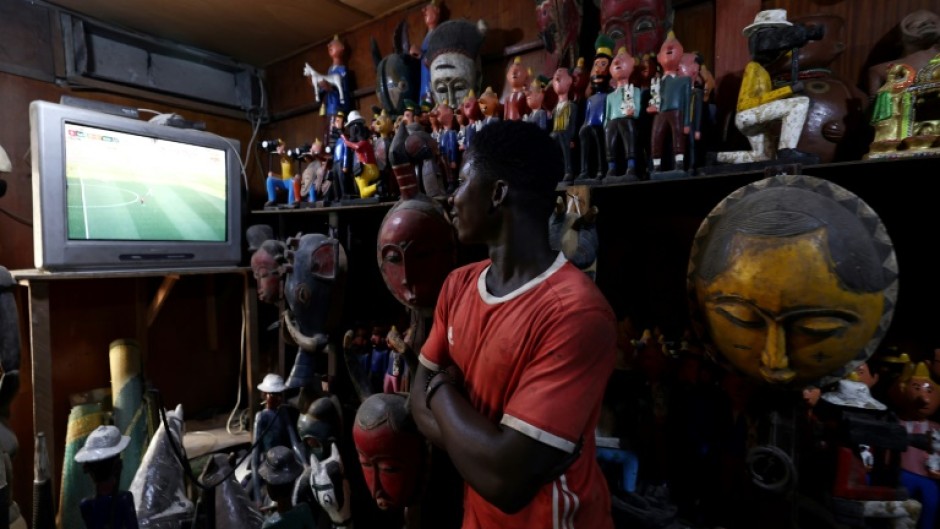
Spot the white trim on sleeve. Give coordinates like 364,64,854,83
418,354,441,372
501,414,578,453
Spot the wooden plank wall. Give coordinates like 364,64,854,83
762,0,940,92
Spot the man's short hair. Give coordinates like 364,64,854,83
465,120,562,217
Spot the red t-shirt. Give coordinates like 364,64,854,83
421,253,616,529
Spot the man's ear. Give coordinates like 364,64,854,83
491,180,508,208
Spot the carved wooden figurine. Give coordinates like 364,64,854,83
887,361,940,529
648,32,693,178
75,426,139,529
550,67,578,182
766,15,869,163
524,78,549,131
342,110,381,198
317,35,351,123
419,1,444,105
250,374,304,504
868,63,916,156
713,10,819,165
503,57,531,121
604,47,642,182
577,34,615,183
265,140,297,208
258,446,317,528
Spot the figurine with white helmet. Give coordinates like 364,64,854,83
249,373,304,504
341,110,382,199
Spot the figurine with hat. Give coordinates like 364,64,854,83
711,9,819,167
576,33,615,183
75,425,140,529
341,110,381,199
258,445,317,528
250,374,304,504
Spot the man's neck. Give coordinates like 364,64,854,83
485,216,555,297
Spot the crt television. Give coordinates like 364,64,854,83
30,100,244,271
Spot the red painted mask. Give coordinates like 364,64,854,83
535,0,583,72
378,201,455,311
250,249,282,305
353,394,426,510
600,0,670,59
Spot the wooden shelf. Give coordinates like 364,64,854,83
10,266,247,282
250,200,396,216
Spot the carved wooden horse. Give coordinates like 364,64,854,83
304,63,346,106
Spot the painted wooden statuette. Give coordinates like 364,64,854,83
766,15,869,164
604,47,642,182
887,361,940,529
550,67,578,182
309,35,350,124
648,32,693,179
713,10,821,166
250,374,305,504
576,34,615,183
341,110,381,199
75,426,139,529
503,57,531,121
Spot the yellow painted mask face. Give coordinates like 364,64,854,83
695,228,884,386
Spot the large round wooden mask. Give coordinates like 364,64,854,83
688,174,898,388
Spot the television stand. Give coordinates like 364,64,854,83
9,266,260,508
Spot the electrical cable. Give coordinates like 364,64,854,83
0,206,31,226
226,291,249,436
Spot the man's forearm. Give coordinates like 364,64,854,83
409,363,443,446
423,376,561,514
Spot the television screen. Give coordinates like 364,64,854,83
64,123,228,242
31,99,243,271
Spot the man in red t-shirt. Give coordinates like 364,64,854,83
411,119,616,529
